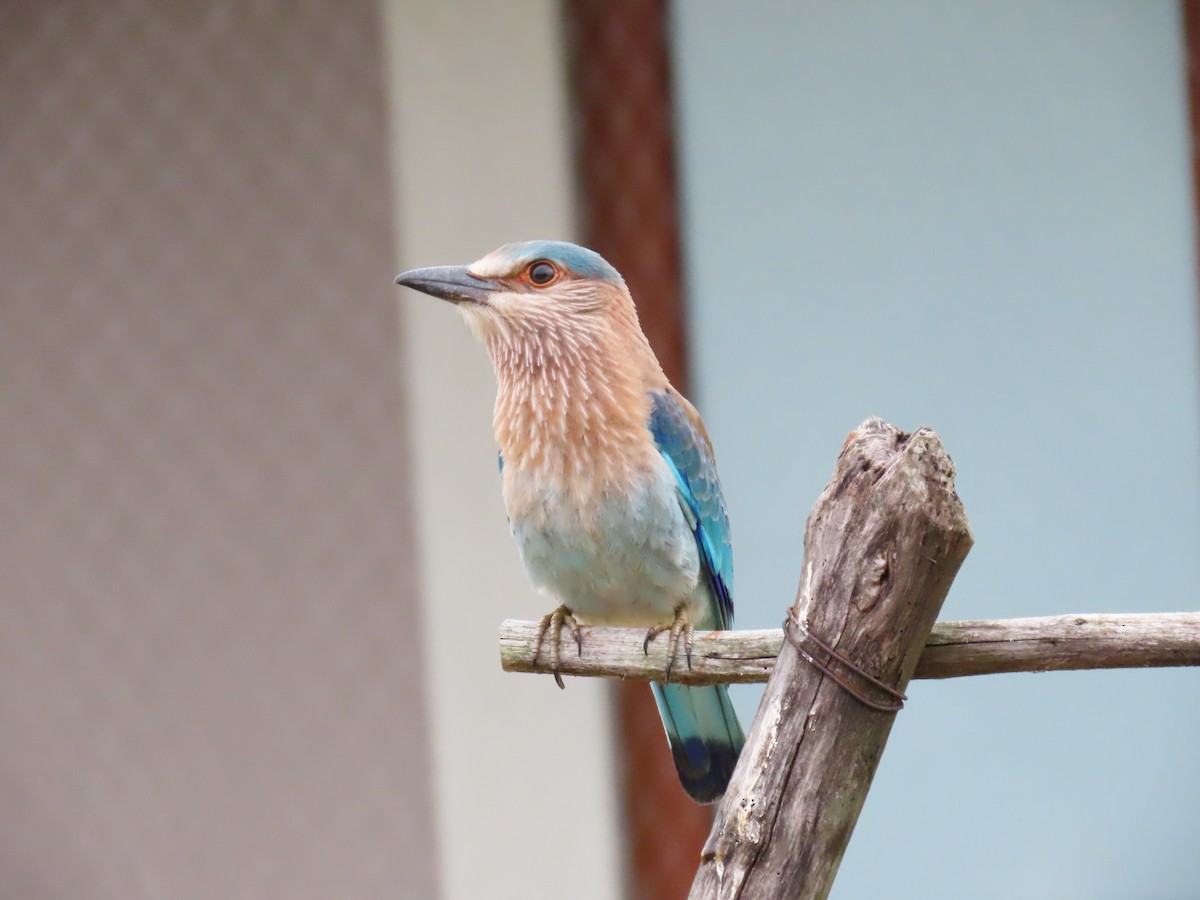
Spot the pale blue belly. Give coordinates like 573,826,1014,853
507,467,707,627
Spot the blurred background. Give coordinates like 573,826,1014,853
2,1,1198,899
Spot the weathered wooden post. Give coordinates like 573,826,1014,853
689,418,973,899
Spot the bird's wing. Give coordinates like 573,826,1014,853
648,387,734,629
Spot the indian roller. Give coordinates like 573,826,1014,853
396,240,745,803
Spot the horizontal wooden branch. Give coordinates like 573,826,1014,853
499,611,1200,685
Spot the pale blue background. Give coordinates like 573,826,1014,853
672,2,1200,897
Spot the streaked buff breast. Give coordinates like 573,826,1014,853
481,298,716,625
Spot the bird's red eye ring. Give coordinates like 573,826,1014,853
527,261,559,287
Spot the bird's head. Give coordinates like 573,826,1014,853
395,240,627,339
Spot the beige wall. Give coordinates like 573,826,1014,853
383,2,621,898
0,2,436,897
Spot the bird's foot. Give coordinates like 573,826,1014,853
532,605,582,690
642,605,694,683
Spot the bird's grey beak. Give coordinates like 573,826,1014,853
394,265,497,306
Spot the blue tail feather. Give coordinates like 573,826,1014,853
651,682,745,804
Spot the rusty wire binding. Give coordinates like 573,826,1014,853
784,608,908,713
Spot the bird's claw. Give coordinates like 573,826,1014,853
642,629,658,656
532,605,582,690
642,606,695,683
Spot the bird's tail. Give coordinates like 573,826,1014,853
650,682,745,804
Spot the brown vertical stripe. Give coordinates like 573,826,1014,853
563,1,712,897
1185,1,1200,294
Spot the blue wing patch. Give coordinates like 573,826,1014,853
648,391,734,629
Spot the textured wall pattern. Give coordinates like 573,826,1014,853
0,2,436,897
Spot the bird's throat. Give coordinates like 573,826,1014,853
486,326,653,488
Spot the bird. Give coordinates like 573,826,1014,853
395,240,745,803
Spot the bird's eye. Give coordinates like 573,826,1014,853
527,261,558,286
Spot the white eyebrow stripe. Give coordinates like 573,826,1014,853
469,250,520,279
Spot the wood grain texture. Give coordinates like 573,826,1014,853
917,612,1200,677
689,419,972,900
499,613,1200,683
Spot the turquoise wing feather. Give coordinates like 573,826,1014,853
647,389,743,803
648,390,734,629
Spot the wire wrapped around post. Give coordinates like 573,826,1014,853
783,608,907,713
